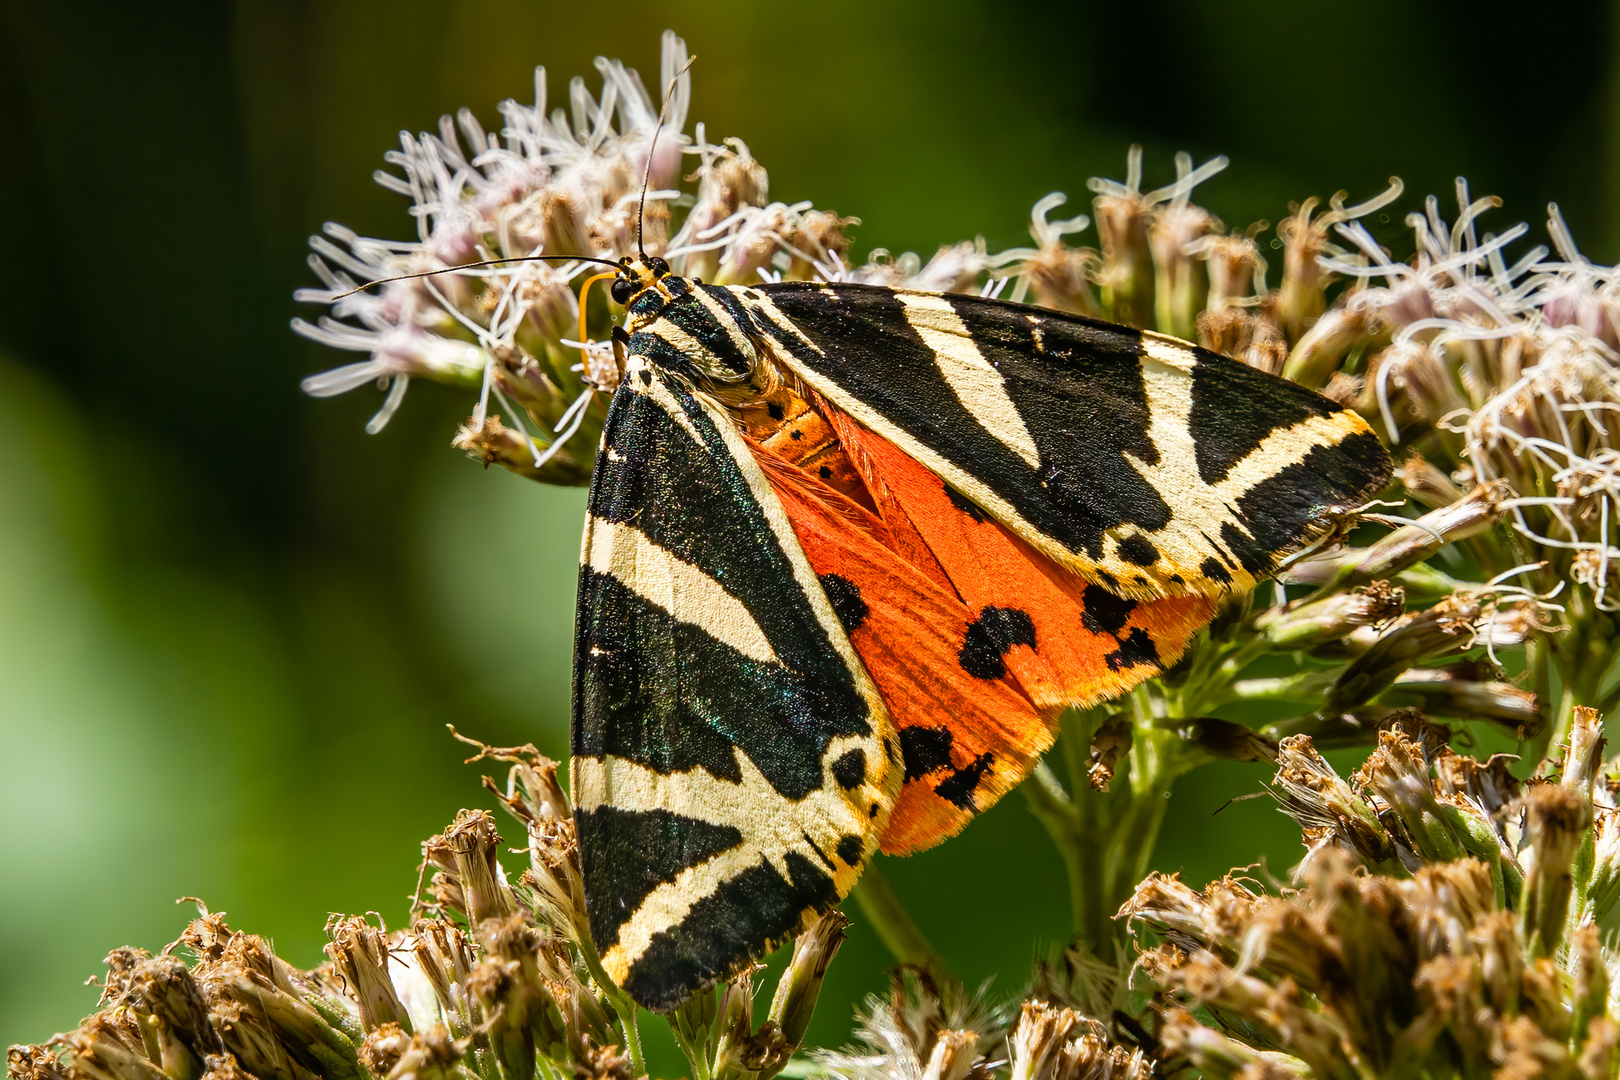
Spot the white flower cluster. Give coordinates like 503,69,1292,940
1312,184,1620,609
292,31,876,468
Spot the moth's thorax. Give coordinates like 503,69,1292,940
622,271,787,406
612,259,866,499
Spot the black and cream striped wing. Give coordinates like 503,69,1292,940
739,283,1392,600
571,356,900,1012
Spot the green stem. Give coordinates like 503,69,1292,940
1059,710,1122,958
851,863,954,986
1090,687,1201,958
619,1006,645,1079
1107,727,1181,911
1024,702,1192,965
574,935,646,1077
1069,822,1118,960
667,1020,711,1080
1024,762,1099,948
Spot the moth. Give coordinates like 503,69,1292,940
571,254,1391,1011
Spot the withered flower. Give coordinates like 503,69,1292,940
1124,708,1620,1078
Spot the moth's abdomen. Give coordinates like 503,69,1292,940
737,384,871,507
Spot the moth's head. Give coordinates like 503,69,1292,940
610,255,669,307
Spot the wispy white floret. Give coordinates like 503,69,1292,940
294,31,696,449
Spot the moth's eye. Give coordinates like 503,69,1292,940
610,278,634,305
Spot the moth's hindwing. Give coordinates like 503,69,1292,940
757,418,1216,855
738,283,1393,600
571,357,900,1012
755,446,1055,855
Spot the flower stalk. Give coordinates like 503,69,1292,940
1122,707,1620,1078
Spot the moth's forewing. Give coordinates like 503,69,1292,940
571,358,898,1012
743,282,1392,600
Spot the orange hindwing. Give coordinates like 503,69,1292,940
751,395,1217,855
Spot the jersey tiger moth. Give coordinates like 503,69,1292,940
571,254,1392,1012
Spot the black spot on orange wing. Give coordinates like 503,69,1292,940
1078,584,1136,637
934,753,994,811
835,835,864,865
818,573,869,634
767,401,785,420
958,606,1037,679
1200,556,1234,586
755,432,1060,858
831,748,867,789
1105,628,1161,671
899,725,955,781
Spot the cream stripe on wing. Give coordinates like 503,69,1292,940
1124,338,1253,552
1140,333,1200,372
622,355,706,443
574,736,878,980
584,517,779,665
898,293,1042,468
1212,413,1369,503
1141,333,1372,511
692,288,756,357
648,317,707,358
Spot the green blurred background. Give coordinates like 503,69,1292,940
2,0,1616,1067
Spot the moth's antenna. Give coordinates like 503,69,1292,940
330,254,622,301
636,54,697,260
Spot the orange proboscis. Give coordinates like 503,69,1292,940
576,270,620,373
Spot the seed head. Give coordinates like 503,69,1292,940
325,915,411,1032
